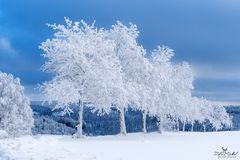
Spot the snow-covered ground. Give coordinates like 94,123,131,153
0,131,239,160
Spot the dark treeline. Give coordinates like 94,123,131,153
32,105,240,136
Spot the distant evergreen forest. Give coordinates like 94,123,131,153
31,103,240,136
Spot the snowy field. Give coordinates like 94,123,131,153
0,131,239,160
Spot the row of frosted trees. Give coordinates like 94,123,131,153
40,18,231,138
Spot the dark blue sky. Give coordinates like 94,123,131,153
0,0,240,104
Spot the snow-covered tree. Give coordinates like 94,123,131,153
0,72,33,137
149,46,175,133
109,22,154,134
195,99,231,132
171,62,194,131
40,18,128,137
211,104,232,131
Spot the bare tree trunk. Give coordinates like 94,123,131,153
191,122,194,132
119,107,127,135
176,118,180,131
158,116,162,134
203,122,206,132
142,110,147,134
76,99,83,138
182,120,186,132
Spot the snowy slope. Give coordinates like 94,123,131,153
0,131,239,160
